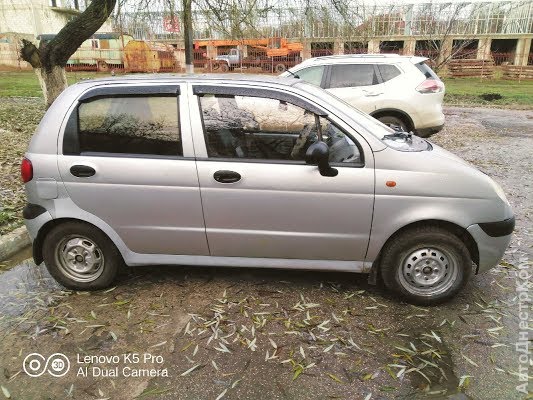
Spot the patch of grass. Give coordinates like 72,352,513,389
443,77,533,107
1,70,532,107
0,70,112,98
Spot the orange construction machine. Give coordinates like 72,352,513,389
194,37,303,72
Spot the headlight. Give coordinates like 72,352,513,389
490,179,510,206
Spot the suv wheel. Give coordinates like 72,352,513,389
377,115,409,132
42,221,122,290
380,226,472,305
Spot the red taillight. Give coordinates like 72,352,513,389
416,78,444,94
21,157,33,183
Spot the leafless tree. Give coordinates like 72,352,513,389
411,2,478,72
20,0,116,107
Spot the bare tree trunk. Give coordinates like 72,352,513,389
34,66,68,107
183,0,194,73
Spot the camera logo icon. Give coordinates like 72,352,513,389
23,353,70,377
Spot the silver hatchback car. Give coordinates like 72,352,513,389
22,75,514,304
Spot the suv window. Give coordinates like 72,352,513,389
77,96,181,156
198,94,361,164
415,62,439,80
328,64,378,88
378,64,401,82
295,66,325,87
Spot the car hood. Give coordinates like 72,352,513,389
374,143,505,203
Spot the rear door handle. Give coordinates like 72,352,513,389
70,165,96,178
363,90,382,97
213,170,241,184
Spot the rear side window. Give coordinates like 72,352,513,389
328,64,378,88
295,66,325,87
415,62,439,80
378,64,401,82
75,96,182,156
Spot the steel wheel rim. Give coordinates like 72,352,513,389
55,235,105,283
398,246,458,297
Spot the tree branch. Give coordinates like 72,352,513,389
20,39,42,68
40,0,117,71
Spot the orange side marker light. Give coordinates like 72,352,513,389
386,181,396,187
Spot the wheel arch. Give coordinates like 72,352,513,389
369,219,480,284
371,108,415,132
33,218,120,265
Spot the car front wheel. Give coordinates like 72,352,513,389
377,115,409,132
380,226,472,305
42,221,122,290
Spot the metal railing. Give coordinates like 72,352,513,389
117,1,533,41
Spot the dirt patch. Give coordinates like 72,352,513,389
0,98,45,234
0,105,531,400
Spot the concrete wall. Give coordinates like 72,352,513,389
0,0,112,38
0,0,113,68
297,34,533,66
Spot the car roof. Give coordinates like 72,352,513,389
295,54,428,66
74,73,301,88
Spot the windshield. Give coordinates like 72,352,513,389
295,81,393,134
294,81,431,152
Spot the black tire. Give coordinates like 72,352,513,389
380,226,472,305
220,64,229,73
275,63,286,73
42,221,122,290
97,61,109,72
377,115,409,132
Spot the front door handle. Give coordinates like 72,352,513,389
363,90,382,97
70,165,96,178
213,170,241,184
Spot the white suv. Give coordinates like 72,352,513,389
282,54,445,137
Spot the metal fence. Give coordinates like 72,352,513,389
117,0,533,41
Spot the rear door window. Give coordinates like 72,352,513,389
378,64,401,82
76,96,182,156
328,64,378,88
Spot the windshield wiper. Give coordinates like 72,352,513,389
383,130,413,141
285,70,300,79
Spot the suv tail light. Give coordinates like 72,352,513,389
416,78,444,94
21,157,33,183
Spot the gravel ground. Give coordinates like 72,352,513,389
0,105,531,400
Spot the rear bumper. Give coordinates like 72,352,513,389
24,205,53,265
467,216,515,273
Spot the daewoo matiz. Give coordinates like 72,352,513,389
21,75,514,304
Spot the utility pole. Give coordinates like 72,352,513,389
183,0,194,73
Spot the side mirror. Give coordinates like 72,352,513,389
305,141,338,177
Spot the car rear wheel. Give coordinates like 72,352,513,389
380,226,472,305
42,221,122,290
377,115,409,132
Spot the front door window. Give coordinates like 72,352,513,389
198,94,361,165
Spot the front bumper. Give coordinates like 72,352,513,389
467,216,515,273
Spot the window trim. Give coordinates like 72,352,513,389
78,85,180,103
63,87,184,159
193,85,327,117
196,91,364,168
